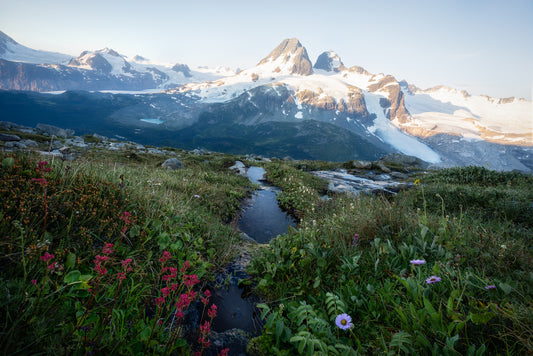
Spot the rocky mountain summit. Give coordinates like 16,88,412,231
313,51,346,72
257,38,313,76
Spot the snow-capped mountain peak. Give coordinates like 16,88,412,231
256,38,313,76
68,48,132,75
314,51,346,72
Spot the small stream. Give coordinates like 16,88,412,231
237,167,297,243
209,166,408,355
208,166,297,355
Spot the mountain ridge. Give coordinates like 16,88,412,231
0,31,531,170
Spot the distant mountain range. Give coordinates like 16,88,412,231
0,31,531,171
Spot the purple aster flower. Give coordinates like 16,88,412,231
484,285,496,290
194,194,200,198
426,276,441,284
352,234,359,246
335,313,353,330
410,259,426,265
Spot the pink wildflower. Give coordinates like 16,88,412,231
117,272,126,281
31,279,37,286
198,336,210,348
183,274,200,287
155,296,166,306
121,258,132,268
31,178,48,187
94,255,109,265
218,348,230,356
94,265,108,276
120,211,131,224
201,289,211,305
47,263,55,270
208,304,217,319
102,243,114,255
174,310,184,319
200,320,211,334
161,287,171,297
41,252,54,262
37,161,51,173
159,251,171,264
175,291,195,310
170,283,179,292
180,260,191,273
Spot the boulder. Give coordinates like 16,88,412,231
0,121,30,131
351,160,373,169
161,158,183,170
379,153,428,169
229,161,246,175
36,123,75,137
5,141,26,148
191,148,207,155
20,139,39,148
0,133,21,141
373,161,391,173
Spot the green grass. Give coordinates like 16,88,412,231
0,150,252,355
248,164,533,355
1,143,532,355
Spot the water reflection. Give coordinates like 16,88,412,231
237,167,297,244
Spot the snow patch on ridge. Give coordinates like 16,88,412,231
365,91,441,163
1,39,72,64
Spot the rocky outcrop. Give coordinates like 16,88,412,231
313,51,346,72
379,153,429,170
69,52,112,73
368,75,411,123
0,58,160,92
161,158,184,170
0,133,21,141
295,86,369,117
36,123,74,137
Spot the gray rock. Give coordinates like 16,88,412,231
379,153,428,169
191,148,207,155
374,161,391,173
92,133,109,141
36,123,75,137
20,139,39,148
0,121,30,131
64,137,87,148
0,133,21,141
229,161,246,175
39,150,63,157
161,158,183,170
147,148,164,155
390,171,409,180
209,329,252,356
5,141,26,148
351,160,373,169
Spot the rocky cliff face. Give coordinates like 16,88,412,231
313,51,346,72
368,75,411,123
0,58,159,91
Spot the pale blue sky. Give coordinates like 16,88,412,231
1,0,532,99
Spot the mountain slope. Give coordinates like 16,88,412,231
0,31,72,64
